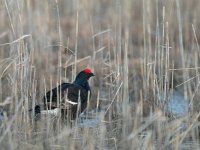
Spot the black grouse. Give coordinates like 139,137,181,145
43,68,95,120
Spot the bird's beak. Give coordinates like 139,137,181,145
91,73,95,76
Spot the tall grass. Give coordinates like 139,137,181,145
0,0,200,149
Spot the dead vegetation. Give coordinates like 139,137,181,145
0,0,200,149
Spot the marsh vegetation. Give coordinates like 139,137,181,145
0,0,200,149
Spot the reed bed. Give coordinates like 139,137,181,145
0,0,200,149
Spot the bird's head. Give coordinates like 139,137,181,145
73,68,95,90
75,68,95,80
83,68,95,79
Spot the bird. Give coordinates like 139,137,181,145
42,68,95,120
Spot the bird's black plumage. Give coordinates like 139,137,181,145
43,69,94,119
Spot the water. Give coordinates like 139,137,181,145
78,110,102,127
78,118,100,127
168,91,189,116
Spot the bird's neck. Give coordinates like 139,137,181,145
73,79,90,91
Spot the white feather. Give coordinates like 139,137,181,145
65,99,78,105
40,108,60,116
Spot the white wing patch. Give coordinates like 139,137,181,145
63,92,78,105
65,99,78,105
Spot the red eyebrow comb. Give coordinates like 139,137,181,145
84,68,92,73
